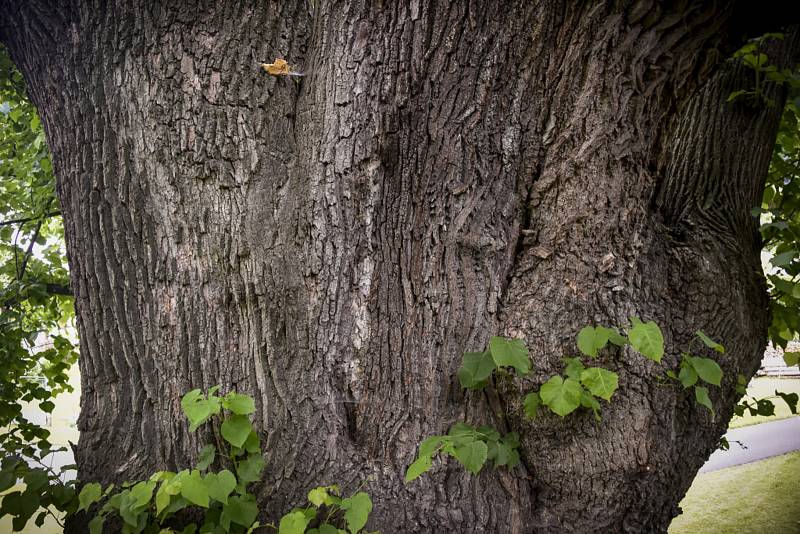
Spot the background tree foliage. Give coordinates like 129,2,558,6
0,44,78,530
761,94,800,357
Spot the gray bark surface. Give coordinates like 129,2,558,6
2,1,797,532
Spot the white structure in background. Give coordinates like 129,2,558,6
760,342,800,377
19,333,80,482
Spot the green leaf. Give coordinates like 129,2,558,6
678,364,698,388
117,491,141,527
770,250,797,267
476,425,500,442
196,444,216,471
696,331,724,353
224,494,260,527
576,326,609,358
600,327,628,346
181,389,222,432
488,337,531,376
341,492,373,534
50,482,76,508
149,470,174,483
0,470,14,493
689,357,723,387
539,376,582,417
457,351,496,389
88,515,105,534
405,455,433,482
789,282,800,299
485,439,502,463
308,485,340,507
205,470,237,505
695,386,714,414
756,398,776,416
78,482,102,512
418,436,442,458
223,392,256,415
452,440,488,475
563,357,585,380
784,351,800,366
129,480,156,508
280,509,314,534
523,391,541,419
243,431,261,454
580,390,601,420
488,437,519,468
22,469,47,493
776,391,798,414
2,490,39,526
447,423,478,447
180,470,209,508
221,414,253,448
237,453,265,484
727,89,750,102
579,367,619,401
628,319,664,362
735,373,748,394
155,482,172,516
162,495,189,517
162,470,186,496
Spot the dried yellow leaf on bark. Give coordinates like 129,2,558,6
261,58,291,76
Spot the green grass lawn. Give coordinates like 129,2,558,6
728,377,800,429
669,451,800,534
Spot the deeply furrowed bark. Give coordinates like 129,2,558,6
2,1,797,532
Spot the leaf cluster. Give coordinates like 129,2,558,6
278,485,375,534
0,453,78,531
77,388,265,534
2,387,377,534
457,336,530,389
405,423,520,482
525,318,665,421
728,33,799,106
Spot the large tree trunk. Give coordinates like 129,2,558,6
2,1,797,532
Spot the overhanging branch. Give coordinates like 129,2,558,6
0,211,61,227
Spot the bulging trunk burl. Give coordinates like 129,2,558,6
2,1,797,532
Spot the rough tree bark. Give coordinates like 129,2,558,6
2,1,798,532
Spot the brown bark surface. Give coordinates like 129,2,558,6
2,1,797,532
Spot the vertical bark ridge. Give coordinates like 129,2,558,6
287,2,548,529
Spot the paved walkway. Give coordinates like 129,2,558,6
700,416,800,473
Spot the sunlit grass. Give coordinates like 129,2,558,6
670,451,800,534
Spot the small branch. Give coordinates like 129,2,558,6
0,281,73,309
16,199,54,281
45,283,72,296
17,216,44,280
0,211,60,227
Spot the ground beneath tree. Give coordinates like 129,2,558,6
700,417,800,472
